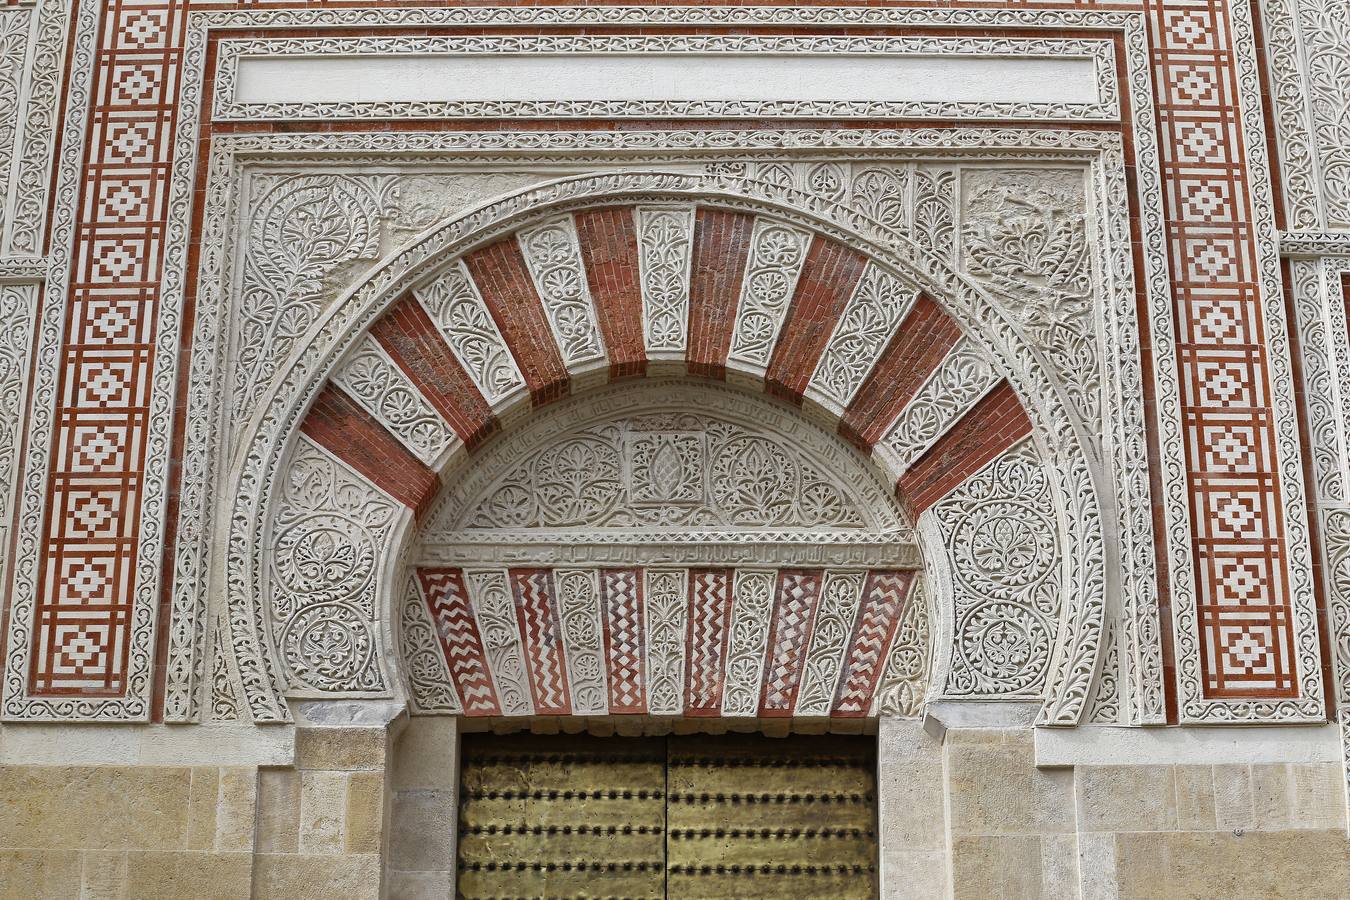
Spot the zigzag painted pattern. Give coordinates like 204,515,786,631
509,568,572,715
833,570,914,716
417,568,501,716
759,570,824,716
685,569,733,715
600,568,646,713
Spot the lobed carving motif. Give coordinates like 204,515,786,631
555,569,608,716
516,216,607,368
636,206,695,356
412,260,526,408
233,174,380,423
721,570,776,716
0,285,35,610
464,569,534,716
1086,620,1121,725
809,264,918,411
912,167,957,263
0,9,27,245
268,437,395,694
645,569,689,715
1297,0,1350,228
331,336,455,466
793,570,865,716
961,169,1100,428
880,337,1001,472
935,440,1061,697
452,404,881,532
399,575,461,714
726,218,812,369
872,578,931,718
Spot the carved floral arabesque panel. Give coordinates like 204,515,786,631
267,437,403,695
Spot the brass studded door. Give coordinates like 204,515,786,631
457,732,878,900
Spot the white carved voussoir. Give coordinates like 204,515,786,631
330,334,458,467
412,260,527,411
635,204,696,361
515,215,608,373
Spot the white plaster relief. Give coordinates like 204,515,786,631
555,568,609,716
268,437,397,695
871,577,931,718
214,34,1116,123
720,569,776,716
515,216,607,370
330,335,457,467
0,284,36,631
399,574,461,715
931,440,1062,699
793,570,866,717
635,205,695,358
412,260,526,409
644,568,688,716
0,9,29,245
808,263,919,413
463,568,534,717
726,217,812,372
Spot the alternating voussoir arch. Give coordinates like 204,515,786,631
224,171,1104,726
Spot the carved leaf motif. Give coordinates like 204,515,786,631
234,175,379,422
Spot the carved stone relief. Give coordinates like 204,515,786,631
0,9,28,244
0,285,36,620
267,436,401,695
931,439,1062,698
960,168,1101,430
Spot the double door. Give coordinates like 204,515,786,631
456,731,878,899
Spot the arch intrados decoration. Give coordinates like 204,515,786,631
225,171,1105,726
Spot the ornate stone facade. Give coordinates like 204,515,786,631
0,3,1347,897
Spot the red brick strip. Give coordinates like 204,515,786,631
687,209,755,378
574,206,646,378
897,380,1031,517
299,383,439,515
370,294,498,450
840,293,965,450
463,239,570,405
764,237,868,402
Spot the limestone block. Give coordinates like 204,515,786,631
256,769,301,853
79,850,127,900
1248,764,1292,831
1211,765,1253,832
216,767,257,852
392,718,458,791
296,727,387,771
298,771,348,854
345,771,385,853
0,849,82,900
1288,763,1347,830
1172,765,1216,832
0,766,191,851
879,849,948,900
1114,830,1350,899
387,869,456,900
945,728,1075,836
878,719,947,852
1076,765,1177,833
951,834,1044,900
122,851,253,900
186,768,220,852
1039,833,1079,898
390,789,457,872
1076,832,1119,900
252,852,382,899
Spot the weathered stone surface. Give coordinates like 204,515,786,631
392,719,457,791
1114,830,1350,899
951,835,1044,900
296,728,386,772
257,769,301,854
345,771,385,854
946,728,1075,836
0,767,191,850
252,852,382,899
298,771,348,854
387,869,456,900
1077,765,1177,833
390,789,457,872
123,851,253,900
0,849,81,900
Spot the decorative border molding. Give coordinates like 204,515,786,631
211,33,1119,123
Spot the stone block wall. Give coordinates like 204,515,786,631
0,719,1345,898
